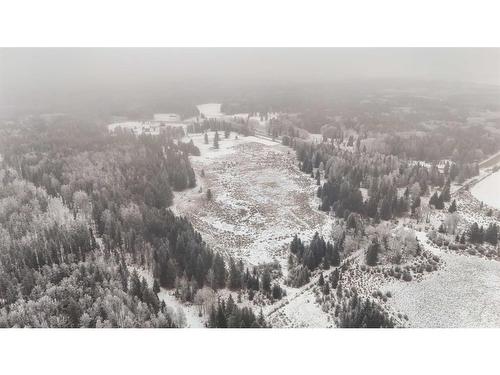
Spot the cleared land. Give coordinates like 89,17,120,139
172,132,334,267
170,132,338,327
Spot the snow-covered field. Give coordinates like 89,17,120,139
471,170,500,209
381,232,500,327
168,131,341,327
173,132,334,267
196,103,223,118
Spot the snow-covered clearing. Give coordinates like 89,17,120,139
381,232,500,327
197,103,223,118
471,170,500,210
169,131,339,326
173,132,334,267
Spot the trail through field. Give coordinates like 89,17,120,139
382,232,500,327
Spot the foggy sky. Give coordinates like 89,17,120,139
1,48,499,110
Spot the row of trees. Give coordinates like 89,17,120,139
207,295,267,328
468,222,498,245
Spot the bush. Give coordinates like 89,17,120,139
402,272,412,282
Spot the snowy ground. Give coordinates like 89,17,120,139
266,286,333,328
172,132,334,267
471,169,500,209
381,232,500,327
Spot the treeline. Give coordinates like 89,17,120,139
186,118,252,136
207,295,267,328
319,120,498,165
174,257,284,304
376,127,498,164
467,222,498,245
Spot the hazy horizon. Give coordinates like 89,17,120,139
1,48,499,115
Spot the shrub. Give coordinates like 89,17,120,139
402,272,412,282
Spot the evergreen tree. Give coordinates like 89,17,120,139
213,131,219,149
272,284,283,300
380,198,392,220
323,280,330,295
468,222,483,244
366,239,380,266
153,279,160,294
261,268,271,294
228,257,242,290
485,223,498,245
212,253,226,290
129,270,142,300
448,199,457,213
441,183,451,202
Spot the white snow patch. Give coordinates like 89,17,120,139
197,103,223,118
471,170,500,210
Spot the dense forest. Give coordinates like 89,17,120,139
280,128,480,223
0,117,266,327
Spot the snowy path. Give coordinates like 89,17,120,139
382,232,500,327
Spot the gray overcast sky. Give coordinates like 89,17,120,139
1,48,500,106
